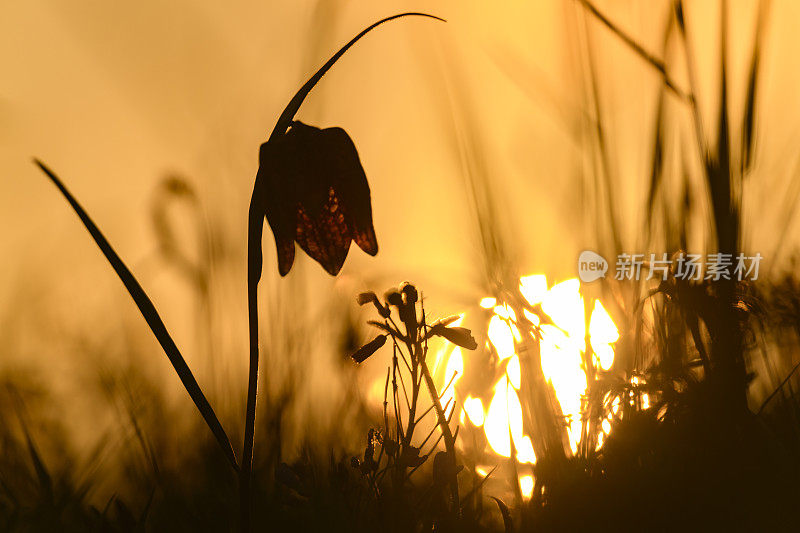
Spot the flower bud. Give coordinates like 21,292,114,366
385,289,404,307
358,291,390,318
400,282,418,304
357,291,378,305
430,325,478,350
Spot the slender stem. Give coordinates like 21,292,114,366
240,196,264,532
414,400,438,425
418,345,460,510
402,338,421,447
419,398,453,450
392,344,404,440
674,0,708,161
758,357,800,415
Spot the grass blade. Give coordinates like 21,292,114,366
645,7,676,234
675,0,709,163
33,159,238,472
712,0,736,255
491,496,513,533
742,0,770,174
583,21,622,253
21,423,53,505
578,0,689,102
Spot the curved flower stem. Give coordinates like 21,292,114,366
240,13,444,532
268,12,444,143
240,193,265,532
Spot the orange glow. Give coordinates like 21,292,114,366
631,376,650,409
519,474,535,500
590,300,619,371
463,395,485,427
507,354,521,390
481,275,620,458
479,297,497,309
441,347,463,417
484,378,516,458
487,315,519,360
482,376,537,464
425,274,619,468
520,274,548,305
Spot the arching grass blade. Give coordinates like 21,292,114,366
33,158,238,472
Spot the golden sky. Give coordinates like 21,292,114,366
2,0,799,373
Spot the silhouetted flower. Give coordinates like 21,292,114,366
428,324,478,350
400,282,418,304
258,121,378,276
384,289,404,308
357,291,379,305
357,291,390,318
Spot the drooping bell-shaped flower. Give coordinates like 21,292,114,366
257,121,378,276
250,13,442,278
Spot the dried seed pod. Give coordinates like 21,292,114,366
351,334,387,363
